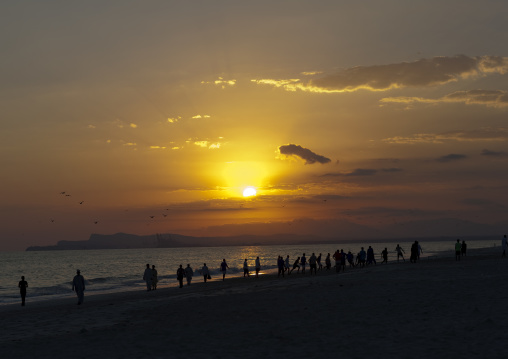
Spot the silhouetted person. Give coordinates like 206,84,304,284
347,251,355,268
177,264,185,288
381,248,388,264
502,235,507,258
143,264,152,291
72,270,85,305
395,244,405,262
18,276,28,306
151,265,158,290
309,253,317,275
290,257,300,274
366,246,376,265
340,249,347,270
185,264,193,285
255,256,261,278
277,256,285,277
455,239,462,261
325,253,331,270
417,242,423,260
220,259,229,281
243,259,250,277
410,241,418,263
333,250,341,272
301,253,307,274
202,263,210,283
461,240,467,257
317,253,323,271
358,247,366,268
284,255,290,274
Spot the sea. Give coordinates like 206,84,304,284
0,239,500,305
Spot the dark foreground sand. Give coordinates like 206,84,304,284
1,248,508,359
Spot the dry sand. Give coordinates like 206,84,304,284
1,248,507,359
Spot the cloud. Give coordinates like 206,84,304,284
321,168,400,177
252,55,508,93
383,128,508,144
346,168,378,176
436,153,467,162
191,115,211,119
192,140,221,149
381,89,508,108
129,123,138,128
278,144,331,164
168,116,181,123
201,77,236,88
481,149,508,157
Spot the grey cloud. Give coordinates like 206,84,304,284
436,154,468,163
481,149,508,157
278,144,331,164
310,55,508,92
346,168,378,176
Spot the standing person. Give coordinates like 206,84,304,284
367,246,376,265
290,257,300,274
284,255,290,274
177,265,186,288
461,240,467,257
317,253,323,271
185,264,194,286
309,253,317,275
417,242,423,260
243,259,250,277
18,276,28,306
143,264,152,291
151,265,158,290
325,253,331,270
202,263,210,283
301,253,307,275
410,241,418,263
333,249,341,272
455,239,462,261
381,248,388,264
347,251,355,268
72,270,85,305
277,256,285,277
255,256,261,278
395,244,405,262
340,249,347,271
359,247,367,267
502,235,507,258
220,259,229,281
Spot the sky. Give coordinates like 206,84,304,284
2,0,508,251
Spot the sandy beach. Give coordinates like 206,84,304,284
1,248,507,359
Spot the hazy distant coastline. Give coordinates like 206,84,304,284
25,232,499,251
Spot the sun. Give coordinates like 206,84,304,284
243,187,257,197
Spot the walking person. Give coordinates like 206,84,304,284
290,257,300,274
202,263,210,283
340,249,347,270
177,264,186,288
325,253,331,270
381,248,388,264
143,264,152,291
395,244,405,262
284,255,290,274
461,240,467,257
18,276,28,306
185,264,194,286
301,253,307,275
220,259,229,281
255,256,261,278
309,253,317,275
277,256,285,277
317,253,323,271
151,265,158,290
243,259,250,277
72,269,85,305
455,239,462,261
333,249,341,272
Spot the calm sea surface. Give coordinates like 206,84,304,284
0,239,500,304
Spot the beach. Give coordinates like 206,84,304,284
1,247,507,359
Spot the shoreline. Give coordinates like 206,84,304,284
2,246,508,358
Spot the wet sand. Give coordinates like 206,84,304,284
1,247,507,358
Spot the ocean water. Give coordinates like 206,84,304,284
0,239,499,305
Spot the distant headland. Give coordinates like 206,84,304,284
25,232,498,251
25,232,335,251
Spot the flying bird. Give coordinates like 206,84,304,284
79,201,84,204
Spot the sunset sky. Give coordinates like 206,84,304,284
2,1,508,251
